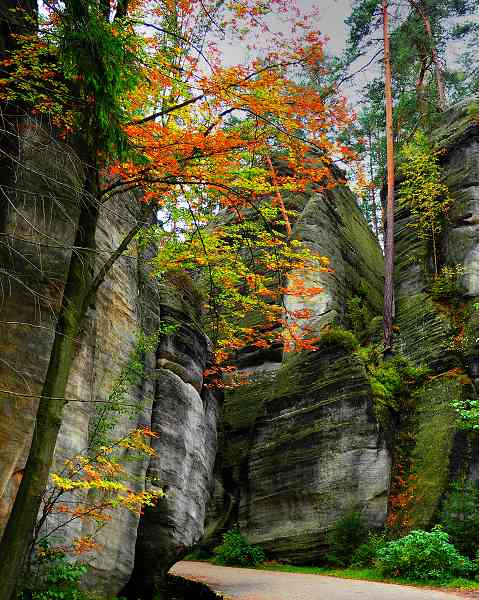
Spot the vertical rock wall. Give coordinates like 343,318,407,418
123,279,221,597
0,119,84,531
4,99,479,591
0,119,219,595
391,97,479,529
206,181,389,563
205,98,479,558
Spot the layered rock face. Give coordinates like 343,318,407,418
3,98,479,593
0,119,219,595
391,97,479,529
124,282,220,597
0,119,84,532
206,182,389,562
206,97,479,559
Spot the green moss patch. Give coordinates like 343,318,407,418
409,379,460,528
396,293,455,370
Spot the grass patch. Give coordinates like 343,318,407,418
255,564,479,590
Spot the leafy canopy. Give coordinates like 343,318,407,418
1,0,358,362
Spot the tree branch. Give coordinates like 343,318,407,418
84,221,142,306
131,94,206,126
115,0,129,20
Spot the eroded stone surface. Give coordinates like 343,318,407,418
0,119,84,534
391,96,479,528
205,182,388,562
3,99,479,594
0,120,219,595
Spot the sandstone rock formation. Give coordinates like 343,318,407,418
2,97,479,596
391,97,479,529
123,282,220,597
204,96,479,559
0,120,84,532
0,118,219,595
205,180,389,563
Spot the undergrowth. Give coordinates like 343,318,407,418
256,563,479,590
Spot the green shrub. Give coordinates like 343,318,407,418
451,399,479,431
359,351,429,409
319,328,359,352
213,528,265,567
439,479,479,558
326,512,367,567
429,265,464,300
351,532,388,568
346,296,372,339
376,527,473,581
19,547,88,600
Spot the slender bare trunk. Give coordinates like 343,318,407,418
383,0,395,353
367,129,379,237
432,228,438,275
266,155,292,237
409,0,446,111
415,55,429,114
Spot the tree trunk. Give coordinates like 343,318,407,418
383,0,395,353
367,129,379,237
266,155,292,236
0,4,142,595
408,0,446,111
0,173,99,600
415,55,429,115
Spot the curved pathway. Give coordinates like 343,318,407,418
171,561,475,600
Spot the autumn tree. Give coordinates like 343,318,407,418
0,0,38,231
397,130,452,274
0,0,354,597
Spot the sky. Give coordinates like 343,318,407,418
220,0,352,59
218,0,365,108
309,0,352,55
219,0,478,111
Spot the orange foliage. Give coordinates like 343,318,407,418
3,0,356,378
41,427,164,555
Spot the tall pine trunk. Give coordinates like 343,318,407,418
409,0,446,111
0,172,99,600
383,0,395,353
367,129,379,237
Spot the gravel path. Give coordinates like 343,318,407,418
171,561,474,600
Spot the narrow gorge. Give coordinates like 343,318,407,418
2,97,479,597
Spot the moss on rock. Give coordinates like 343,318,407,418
409,378,461,528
